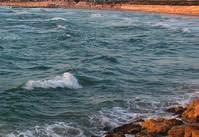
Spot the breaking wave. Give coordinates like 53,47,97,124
14,10,30,15
6,122,85,137
23,72,82,90
90,13,102,18
56,25,66,29
49,17,67,21
151,22,191,33
90,107,139,131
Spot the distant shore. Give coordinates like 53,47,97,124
0,1,199,16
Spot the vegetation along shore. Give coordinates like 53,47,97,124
0,0,199,16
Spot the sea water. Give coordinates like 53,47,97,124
0,7,199,137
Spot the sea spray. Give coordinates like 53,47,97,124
23,72,82,90
6,122,85,137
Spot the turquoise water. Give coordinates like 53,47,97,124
0,7,199,137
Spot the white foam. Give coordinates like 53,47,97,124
125,134,135,137
151,22,191,33
181,28,191,33
90,13,102,18
90,107,138,130
6,122,85,137
56,25,66,29
23,72,82,90
14,10,30,15
152,22,171,28
49,17,66,21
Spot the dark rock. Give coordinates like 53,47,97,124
105,123,142,137
112,123,141,134
135,130,153,137
105,132,125,137
166,106,186,116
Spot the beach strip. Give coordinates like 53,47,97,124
0,2,199,16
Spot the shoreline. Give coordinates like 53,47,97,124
102,98,199,137
0,2,199,16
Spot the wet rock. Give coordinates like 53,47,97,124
192,129,199,137
184,125,199,137
168,125,185,137
105,132,125,137
112,123,142,134
135,130,153,137
166,106,186,116
142,118,183,134
168,124,199,137
182,99,199,123
105,123,142,137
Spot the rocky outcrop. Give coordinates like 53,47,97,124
168,125,186,137
103,98,199,137
168,124,199,137
142,118,183,134
182,99,199,123
105,123,142,137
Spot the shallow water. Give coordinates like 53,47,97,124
0,7,199,137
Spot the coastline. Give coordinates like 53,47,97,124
102,98,199,137
0,1,199,16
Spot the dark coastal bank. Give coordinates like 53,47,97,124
0,0,199,15
98,98,199,137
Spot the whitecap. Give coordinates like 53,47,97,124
49,17,66,21
14,10,30,15
23,72,82,90
6,122,85,137
152,22,171,28
90,13,102,18
181,28,191,33
57,25,66,29
151,22,191,33
105,17,134,27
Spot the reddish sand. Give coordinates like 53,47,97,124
121,4,199,16
0,2,199,16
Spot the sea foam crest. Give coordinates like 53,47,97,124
49,17,66,21
6,122,85,137
57,25,66,29
23,72,82,90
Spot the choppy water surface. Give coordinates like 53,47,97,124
0,7,199,137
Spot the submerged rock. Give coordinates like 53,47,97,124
182,99,199,123
142,118,183,134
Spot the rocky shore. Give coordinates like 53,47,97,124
99,98,199,137
0,1,199,16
